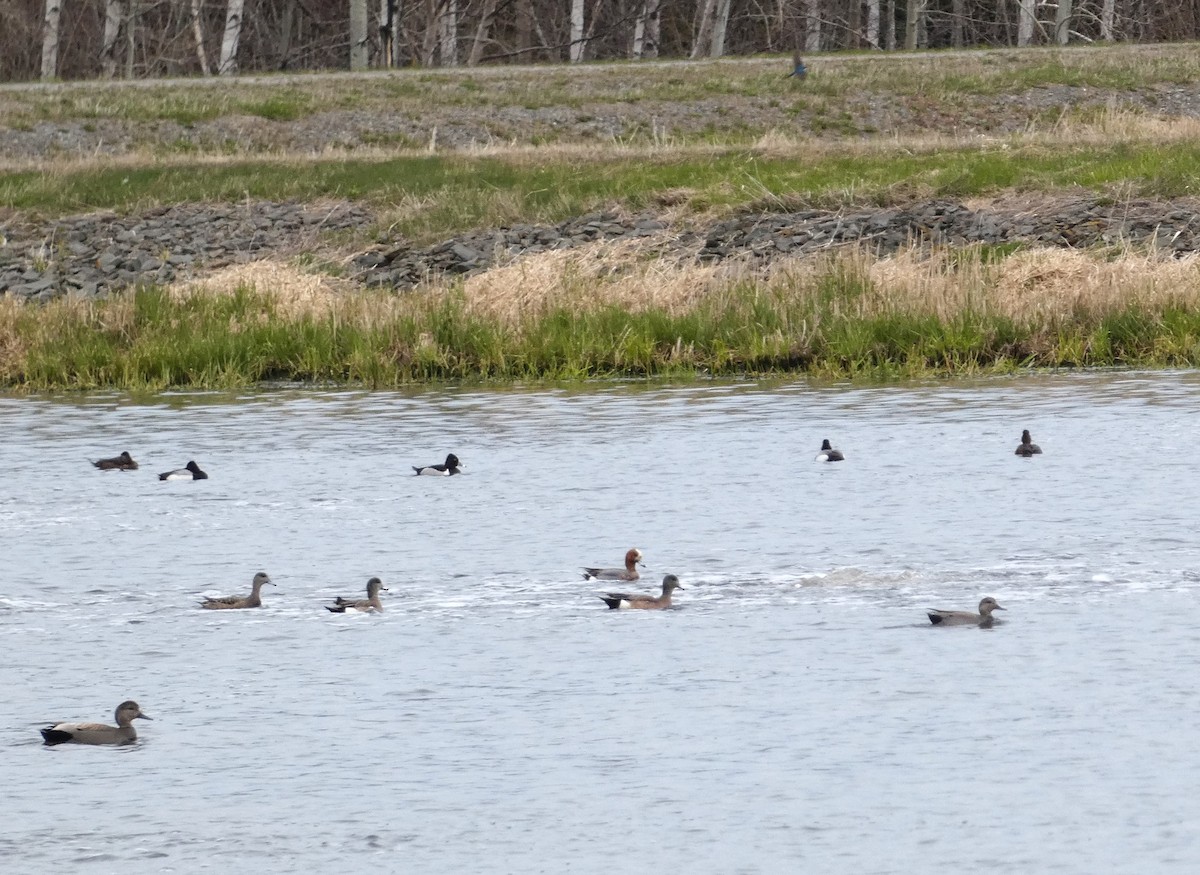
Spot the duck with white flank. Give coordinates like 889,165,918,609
1015,430,1042,457
327,577,389,613
413,453,461,476
599,574,684,610
159,460,208,480
200,572,274,610
815,439,845,462
582,548,644,581
92,451,138,471
40,701,152,746
927,597,1006,626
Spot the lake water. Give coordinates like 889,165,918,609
3,372,1200,873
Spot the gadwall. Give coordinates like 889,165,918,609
582,548,644,581
1015,430,1042,457
40,700,151,746
600,574,684,610
92,451,138,471
327,577,389,613
413,454,462,476
159,460,208,480
815,439,845,462
200,572,274,610
927,597,1006,626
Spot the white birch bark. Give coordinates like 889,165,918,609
710,0,732,57
439,0,458,65
190,0,210,74
643,0,660,58
40,0,63,80
218,0,245,74
904,0,922,50
1016,0,1034,46
885,0,895,49
1100,0,1115,39
804,0,820,52
569,0,584,61
691,0,718,58
1054,0,1072,44
467,0,498,64
349,0,368,69
100,0,125,78
866,0,879,48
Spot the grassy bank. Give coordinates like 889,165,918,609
4,243,1200,390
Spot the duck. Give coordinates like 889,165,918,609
40,700,152,746
159,460,208,480
413,454,461,476
927,597,1006,626
599,574,684,610
326,577,389,613
815,439,845,462
582,548,644,581
200,572,274,610
1015,430,1042,456
92,451,138,471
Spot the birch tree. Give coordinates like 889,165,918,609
570,0,585,61
467,0,497,64
905,0,923,49
1017,0,1034,46
950,0,964,47
349,0,368,69
100,0,125,77
40,0,63,79
804,0,820,52
439,0,457,65
190,0,211,74
709,0,732,56
866,0,879,48
1100,0,1115,39
631,0,660,58
219,0,245,74
1055,0,1072,44
691,0,717,58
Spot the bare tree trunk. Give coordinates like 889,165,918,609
885,0,895,49
950,0,963,47
710,0,732,56
847,0,860,48
190,0,210,74
467,0,497,64
349,0,368,69
1054,0,1071,43
125,0,136,77
421,0,439,65
378,0,391,66
804,0,820,51
515,0,533,57
219,0,245,74
866,0,879,48
40,0,63,79
1100,0,1115,39
904,0,922,49
1017,0,1034,45
643,0,660,58
439,0,457,65
692,0,718,58
100,0,125,77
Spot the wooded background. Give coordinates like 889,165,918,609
6,0,1199,83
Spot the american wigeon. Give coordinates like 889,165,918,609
599,574,684,610
413,454,461,476
159,460,208,480
1015,430,1042,456
927,597,1006,626
200,572,274,610
582,548,644,581
815,439,845,462
326,577,388,613
40,700,151,746
92,451,138,471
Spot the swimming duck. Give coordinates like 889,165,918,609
582,548,644,581
927,597,1006,626
92,451,138,471
159,460,208,480
1015,430,1042,456
326,577,389,613
815,439,845,462
599,574,684,610
413,454,461,476
40,700,152,746
200,572,274,610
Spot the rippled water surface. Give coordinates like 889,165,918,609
4,373,1200,873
